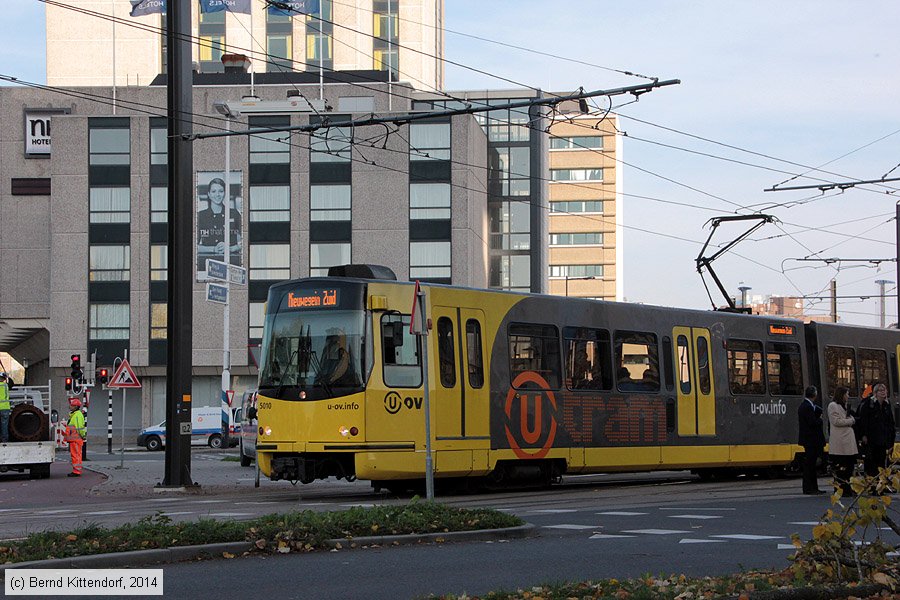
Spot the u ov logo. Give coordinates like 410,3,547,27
384,391,402,414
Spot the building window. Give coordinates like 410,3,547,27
89,245,130,281
550,233,603,246
310,126,352,162
310,185,351,221
89,303,129,340
150,126,167,165
476,104,530,142
550,136,604,150
250,244,290,280
310,242,350,276
198,10,226,73
490,254,530,292
550,200,603,214
249,302,265,339
373,0,399,75
550,168,603,182
150,187,167,223
410,123,450,161
491,147,530,196
89,128,130,165
150,303,167,340
549,265,604,278
410,183,450,220
249,186,290,222
249,129,290,164
89,188,131,224
305,0,334,70
489,201,530,251
410,241,451,280
150,244,168,281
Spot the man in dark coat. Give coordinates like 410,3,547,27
798,385,826,494
857,382,896,477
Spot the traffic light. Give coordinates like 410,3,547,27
70,354,83,381
64,376,73,391
97,368,109,386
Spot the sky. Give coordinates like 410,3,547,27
3,1,900,326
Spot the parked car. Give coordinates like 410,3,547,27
238,389,258,467
137,406,235,450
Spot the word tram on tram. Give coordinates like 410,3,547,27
253,265,900,491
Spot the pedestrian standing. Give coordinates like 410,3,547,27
798,385,826,495
827,386,857,496
64,397,86,477
0,372,10,443
858,382,896,477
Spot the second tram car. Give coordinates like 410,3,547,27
254,267,900,489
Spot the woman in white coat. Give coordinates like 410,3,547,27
828,386,858,496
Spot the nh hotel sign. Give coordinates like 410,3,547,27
24,109,69,157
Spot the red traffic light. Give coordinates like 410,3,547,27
64,376,73,391
97,368,109,385
70,354,81,365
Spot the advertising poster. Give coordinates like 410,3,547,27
196,170,243,280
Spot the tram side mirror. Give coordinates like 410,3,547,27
50,409,59,424
391,321,405,347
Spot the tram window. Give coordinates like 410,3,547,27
697,336,711,394
381,315,422,388
465,319,484,389
859,348,889,398
726,339,765,395
662,336,674,392
766,341,802,396
677,335,691,395
615,331,659,392
825,346,858,399
437,317,456,388
563,327,612,391
508,323,561,389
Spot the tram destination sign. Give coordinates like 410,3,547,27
285,288,340,309
768,324,796,336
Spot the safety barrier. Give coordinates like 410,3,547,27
55,423,68,449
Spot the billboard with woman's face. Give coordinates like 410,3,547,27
197,170,243,280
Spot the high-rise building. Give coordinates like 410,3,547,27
547,112,622,301
46,0,443,91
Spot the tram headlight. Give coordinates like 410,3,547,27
260,426,271,437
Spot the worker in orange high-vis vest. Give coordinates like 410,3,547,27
65,397,86,477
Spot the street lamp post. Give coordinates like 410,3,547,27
214,102,240,446
876,279,893,328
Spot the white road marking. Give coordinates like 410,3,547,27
531,509,578,514
668,514,723,520
148,498,180,503
234,501,278,505
82,510,126,516
589,533,635,539
679,538,726,544
777,544,798,550
622,529,688,535
659,507,736,511
190,500,228,504
712,534,783,540
543,524,596,530
159,512,195,516
597,511,647,516
790,521,819,526
40,509,76,514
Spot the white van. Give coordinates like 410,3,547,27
137,406,233,450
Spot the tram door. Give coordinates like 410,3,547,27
432,307,487,441
673,327,716,436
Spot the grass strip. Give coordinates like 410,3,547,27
0,499,522,564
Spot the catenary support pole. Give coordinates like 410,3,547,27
162,0,195,488
221,116,232,448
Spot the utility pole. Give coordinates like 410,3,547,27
162,0,195,489
875,279,892,328
831,280,838,323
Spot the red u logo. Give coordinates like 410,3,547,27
504,372,558,459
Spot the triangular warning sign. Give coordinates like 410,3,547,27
108,358,142,389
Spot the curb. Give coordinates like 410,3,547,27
0,524,535,577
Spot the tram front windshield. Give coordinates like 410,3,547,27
259,308,365,401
